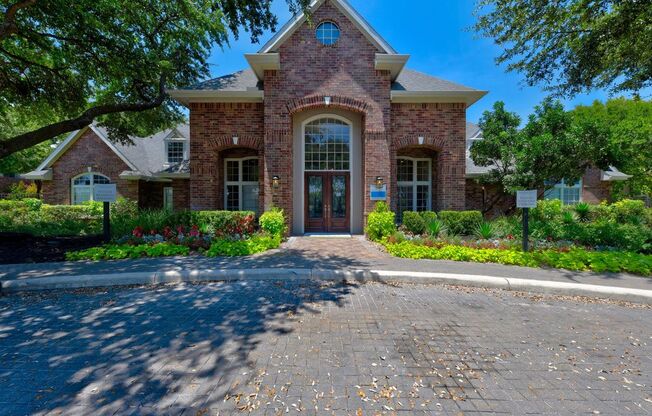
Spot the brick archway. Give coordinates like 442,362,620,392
208,136,264,152
287,95,370,116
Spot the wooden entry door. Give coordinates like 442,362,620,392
305,172,350,233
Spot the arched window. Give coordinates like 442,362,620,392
304,117,351,171
71,173,111,205
316,21,340,45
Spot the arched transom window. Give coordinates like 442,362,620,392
71,173,111,205
304,117,351,171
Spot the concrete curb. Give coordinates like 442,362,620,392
2,268,651,304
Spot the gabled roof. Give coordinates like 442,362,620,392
23,124,190,181
259,0,396,54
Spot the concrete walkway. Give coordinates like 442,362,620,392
1,236,651,301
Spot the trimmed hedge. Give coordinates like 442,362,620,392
402,211,426,235
438,211,483,236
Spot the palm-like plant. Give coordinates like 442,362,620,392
562,211,576,224
475,222,495,240
574,202,591,222
426,219,446,238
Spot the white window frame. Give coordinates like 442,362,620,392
163,187,173,211
302,115,352,172
315,21,340,46
71,173,111,205
165,138,188,165
544,179,583,205
397,157,432,211
224,157,259,212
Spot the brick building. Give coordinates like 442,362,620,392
24,0,630,232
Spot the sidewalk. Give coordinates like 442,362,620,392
1,236,651,302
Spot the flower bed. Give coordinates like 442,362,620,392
366,200,652,276
384,240,652,276
65,208,287,261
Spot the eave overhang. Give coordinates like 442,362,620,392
391,90,489,107
21,169,52,181
167,90,264,107
375,54,409,81
119,171,172,182
245,53,281,80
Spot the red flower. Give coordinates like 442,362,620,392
132,226,144,238
162,226,173,239
177,225,185,234
190,225,200,237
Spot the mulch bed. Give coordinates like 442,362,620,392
0,233,104,264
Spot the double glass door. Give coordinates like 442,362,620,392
305,172,350,233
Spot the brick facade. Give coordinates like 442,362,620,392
41,130,138,205
189,102,264,211
391,103,467,211
582,168,612,204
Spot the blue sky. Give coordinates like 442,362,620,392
206,0,618,123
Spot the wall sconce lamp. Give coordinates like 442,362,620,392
232,136,239,145
324,96,331,106
272,175,281,189
418,136,425,145
375,176,384,189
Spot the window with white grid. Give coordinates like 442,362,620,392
71,173,111,205
397,157,431,219
304,117,351,171
316,21,340,46
544,179,582,205
166,139,187,164
225,157,259,214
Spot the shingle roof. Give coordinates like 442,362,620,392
183,69,262,91
392,69,479,92
184,68,480,94
95,124,190,176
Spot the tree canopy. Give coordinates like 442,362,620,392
474,0,652,96
0,0,309,161
470,99,613,197
571,98,652,197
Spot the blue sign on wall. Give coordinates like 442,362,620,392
370,185,387,201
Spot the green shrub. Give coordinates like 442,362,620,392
426,219,446,238
492,216,521,238
402,211,426,235
612,199,646,224
532,199,562,222
66,243,190,261
191,211,255,236
419,211,437,225
384,241,652,276
259,208,287,237
205,234,281,257
366,202,396,241
573,202,591,222
562,211,576,225
438,211,483,235
475,222,495,239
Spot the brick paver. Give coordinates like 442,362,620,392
0,281,650,415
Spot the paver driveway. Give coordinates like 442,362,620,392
0,281,650,415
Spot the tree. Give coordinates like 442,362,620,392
470,99,614,211
572,98,652,197
0,0,309,160
473,0,652,96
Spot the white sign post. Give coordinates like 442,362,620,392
94,184,117,242
516,190,538,252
